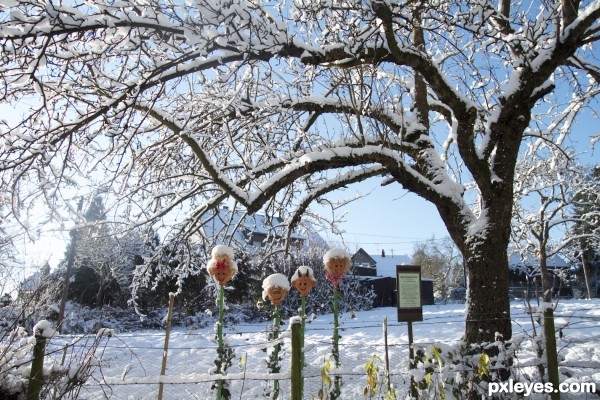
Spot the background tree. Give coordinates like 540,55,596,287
73,196,148,307
53,196,150,309
511,145,596,398
1,1,599,350
0,199,20,297
568,165,600,298
411,238,464,300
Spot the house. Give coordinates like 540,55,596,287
508,252,573,298
200,206,326,251
351,248,434,307
18,263,50,304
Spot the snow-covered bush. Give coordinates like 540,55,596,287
412,336,530,399
0,321,112,399
0,327,35,398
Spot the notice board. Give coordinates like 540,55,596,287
396,265,423,322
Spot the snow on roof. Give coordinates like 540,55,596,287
291,266,316,282
369,254,412,277
508,252,570,269
201,207,309,245
20,271,42,291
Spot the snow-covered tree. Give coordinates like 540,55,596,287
411,238,464,300
1,1,599,347
512,152,599,297
0,199,20,296
512,149,578,295
510,145,592,397
568,165,600,298
52,196,149,308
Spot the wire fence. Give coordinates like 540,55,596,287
3,300,598,400
20,307,594,399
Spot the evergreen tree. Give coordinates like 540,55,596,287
570,166,600,298
53,196,150,308
0,210,19,296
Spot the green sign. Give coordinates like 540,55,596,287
398,272,421,308
397,265,423,322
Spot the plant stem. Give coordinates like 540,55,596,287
273,305,281,399
300,296,306,398
301,296,306,366
332,286,341,399
217,285,224,400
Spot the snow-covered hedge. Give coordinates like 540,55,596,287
0,321,109,399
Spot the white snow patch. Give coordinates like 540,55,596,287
211,245,234,259
323,248,350,263
33,320,56,338
261,273,290,292
291,265,316,282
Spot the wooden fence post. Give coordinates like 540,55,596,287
290,319,302,400
383,317,391,393
158,293,175,400
408,321,418,399
26,334,47,400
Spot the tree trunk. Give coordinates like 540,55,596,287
539,249,560,400
464,240,512,345
57,237,75,330
96,282,104,308
579,242,593,299
58,199,84,331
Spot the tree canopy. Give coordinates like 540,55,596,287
1,0,599,345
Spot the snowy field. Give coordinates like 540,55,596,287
50,300,600,399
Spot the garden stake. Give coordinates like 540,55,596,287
291,265,316,400
300,295,306,367
323,249,351,400
158,293,175,400
332,285,341,399
290,320,302,400
272,304,281,399
206,245,238,400
217,284,224,400
262,273,290,400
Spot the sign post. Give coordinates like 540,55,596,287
397,265,423,398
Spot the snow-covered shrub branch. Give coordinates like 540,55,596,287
2,0,599,348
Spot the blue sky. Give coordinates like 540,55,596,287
318,110,599,259
314,176,449,257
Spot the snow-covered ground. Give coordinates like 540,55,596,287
49,300,599,399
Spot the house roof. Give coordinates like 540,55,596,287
352,248,411,277
200,206,324,247
508,252,570,269
20,271,42,292
370,253,412,277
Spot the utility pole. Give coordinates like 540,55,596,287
57,198,83,331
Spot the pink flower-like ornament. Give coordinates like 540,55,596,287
206,245,238,286
323,248,351,288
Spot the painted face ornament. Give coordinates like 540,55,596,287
262,273,291,306
291,266,317,297
323,248,351,288
206,245,238,286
